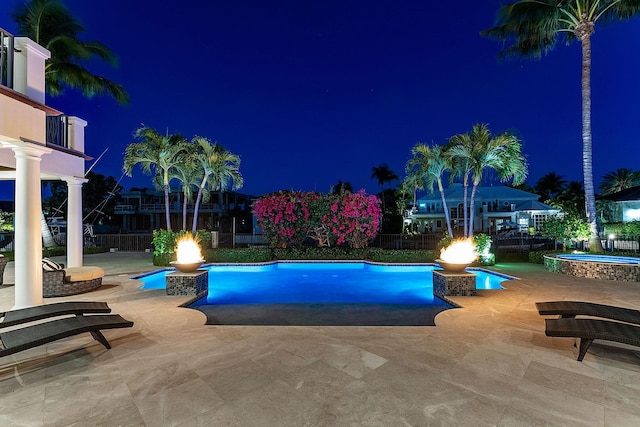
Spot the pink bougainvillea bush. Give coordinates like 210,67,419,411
324,190,382,248
252,191,311,248
253,190,381,248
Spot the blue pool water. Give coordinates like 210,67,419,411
135,262,513,306
556,254,640,264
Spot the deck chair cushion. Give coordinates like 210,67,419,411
42,258,63,271
64,266,104,282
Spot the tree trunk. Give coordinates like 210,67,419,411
468,183,478,238
164,183,172,231
579,28,603,252
438,180,454,237
192,186,204,233
462,173,469,237
182,189,188,231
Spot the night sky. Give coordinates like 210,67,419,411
2,0,640,200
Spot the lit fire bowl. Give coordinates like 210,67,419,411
170,260,205,273
436,259,471,273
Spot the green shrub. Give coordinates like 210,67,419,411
368,249,438,263
271,246,373,260
152,229,178,256
153,252,176,266
204,248,272,263
604,221,640,236
529,250,561,264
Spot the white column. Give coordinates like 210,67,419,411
67,116,87,153
12,144,52,309
65,177,87,268
13,37,51,103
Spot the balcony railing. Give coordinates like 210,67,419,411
46,115,69,148
0,27,14,89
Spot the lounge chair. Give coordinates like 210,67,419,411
536,301,640,325
544,318,640,361
1,301,111,328
0,302,133,358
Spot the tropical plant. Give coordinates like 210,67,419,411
253,191,312,248
534,172,568,202
540,213,591,250
330,180,353,194
448,123,528,237
190,139,243,232
12,0,128,104
207,144,243,227
406,143,455,237
326,190,382,248
482,1,640,252
549,180,586,217
371,163,399,214
165,149,200,231
123,126,189,231
599,168,640,195
253,191,382,249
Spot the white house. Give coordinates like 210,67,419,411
407,184,560,235
0,28,89,308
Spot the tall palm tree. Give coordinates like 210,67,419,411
166,150,201,231
599,168,640,195
406,143,454,237
191,140,243,232
482,1,640,251
448,123,527,237
534,172,568,202
371,163,399,214
12,0,128,104
123,126,189,230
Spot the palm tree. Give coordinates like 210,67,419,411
406,143,454,237
448,123,527,237
330,180,353,194
191,141,243,232
599,168,640,195
552,181,586,217
123,126,189,230
534,172,568,202
371,163,399,214
12,0,128,104
482,1,640,251
166,150,201,231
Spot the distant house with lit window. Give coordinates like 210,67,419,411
600,186,640,223
113,188,256,233
406,184,559,235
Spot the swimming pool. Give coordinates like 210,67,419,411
556,254,640,264
134,262,513,305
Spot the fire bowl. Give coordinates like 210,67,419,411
170,260,205,273
436,259,471,273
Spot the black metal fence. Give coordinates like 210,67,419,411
46,115,69,148
94,234,154,252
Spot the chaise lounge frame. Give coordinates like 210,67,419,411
536,301,640,325
544,318,640,361
537,300,640,361
0,301,133,358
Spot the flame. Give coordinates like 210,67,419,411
440,239,477,264
175,235,203,263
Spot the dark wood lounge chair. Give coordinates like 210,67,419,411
0,314,133,357
0,301,111,328
536,301,640,325
544,318,640,361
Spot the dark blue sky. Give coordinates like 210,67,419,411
2,0,639,199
